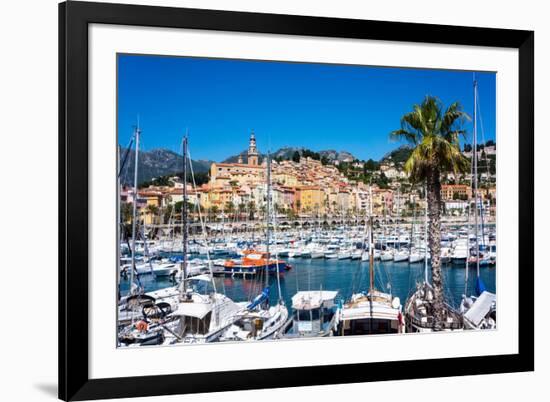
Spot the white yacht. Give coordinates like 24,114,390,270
393,249,409,262
451,238,469,265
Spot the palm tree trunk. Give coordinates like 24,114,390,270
427,168,445,329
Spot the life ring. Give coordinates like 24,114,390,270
135,320,148,332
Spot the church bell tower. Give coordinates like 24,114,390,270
247,130,259,166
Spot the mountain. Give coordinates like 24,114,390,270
222,147,357,164
318,150,356,163
120,148,213,186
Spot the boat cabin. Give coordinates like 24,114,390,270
289,291,339,337
338,291,403,335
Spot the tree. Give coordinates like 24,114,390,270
452,192,461,201
225,201,235,217
209,205,219,221
364,158,379,172
247,200,256,220
374,172,390,189
292,151,301,163
146,204,159,224
390,96,470,329
163,203,174,223
174,200,192,214
237,202,246,219
286,209,297,220
120,202,133,223
120,202,133,240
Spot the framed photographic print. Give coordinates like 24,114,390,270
59,1,534,400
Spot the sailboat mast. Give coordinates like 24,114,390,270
182,133,188,282
130,126,140,293
396,188,401,251
410,193,416,257
473,78,480,277
269,151,283,302
265,151,271,288
424,185,429,284
369,185,374,293
465,201,470,296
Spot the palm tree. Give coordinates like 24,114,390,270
146,204,159,225
390,96,470,328
225,201,235,219
210,205,219,222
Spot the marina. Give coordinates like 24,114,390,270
116,57,497,346
117,220,497,344
119,231,497,313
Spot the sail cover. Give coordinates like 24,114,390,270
247,287,270,310
475,276,487,296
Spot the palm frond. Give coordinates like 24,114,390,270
389,128,418,145
389,95,470,181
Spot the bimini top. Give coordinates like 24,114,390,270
292,291,338,310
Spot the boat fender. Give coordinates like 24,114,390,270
392,297,401,309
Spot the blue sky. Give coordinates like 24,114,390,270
118,54,496,162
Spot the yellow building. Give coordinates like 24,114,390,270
208,189,229,208
273,171,298,186
295,185,325,213
137,190,163,224
209,131,264,188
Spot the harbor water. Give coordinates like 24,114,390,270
120,257,496,311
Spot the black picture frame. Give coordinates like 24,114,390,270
59,1,534,400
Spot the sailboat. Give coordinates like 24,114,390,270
119,134,242,346
221,150,289,341
404,189,463,332
337,186,404,335
460,76,497,330
117,123,165,341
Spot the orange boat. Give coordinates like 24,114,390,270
222,250,291,276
